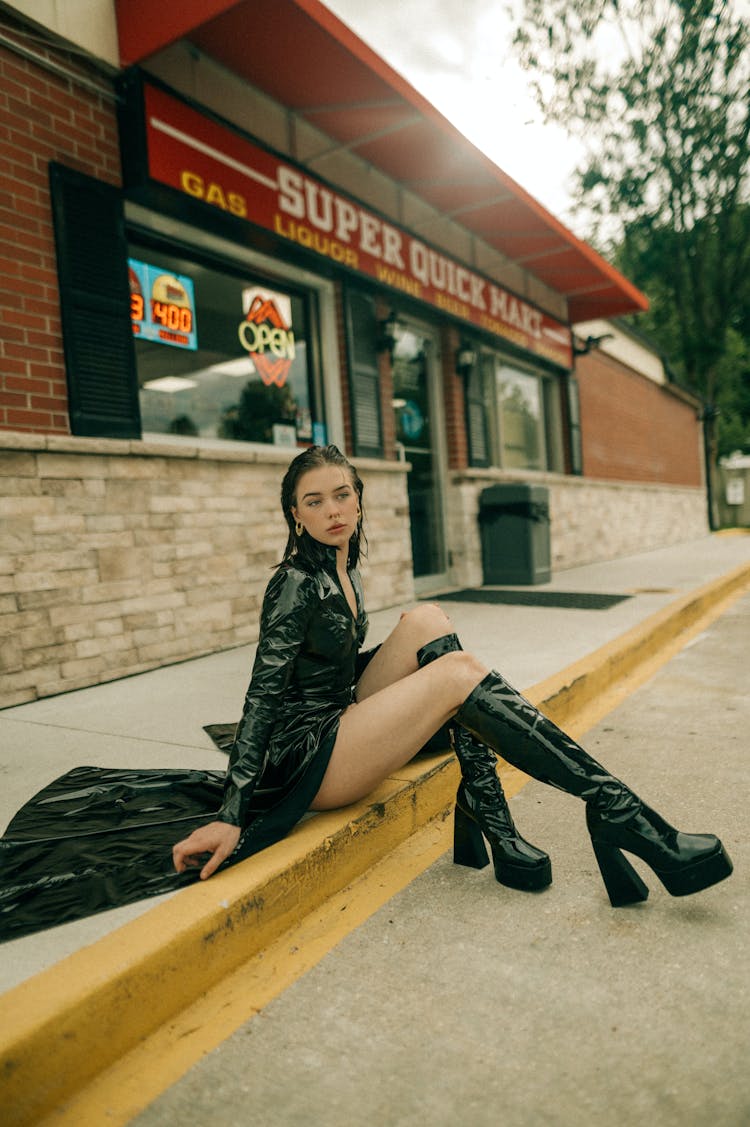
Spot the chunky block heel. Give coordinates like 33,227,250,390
590,838,649,907
453,804,490,869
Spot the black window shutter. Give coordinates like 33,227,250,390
465,361,490,467
49,163,141,438
345,290,383,458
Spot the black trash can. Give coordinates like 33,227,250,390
478,483,551,585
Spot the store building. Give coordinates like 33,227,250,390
0,1,707,706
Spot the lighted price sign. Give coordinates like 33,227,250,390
128,258,198,350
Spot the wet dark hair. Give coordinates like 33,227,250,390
279,444,367,570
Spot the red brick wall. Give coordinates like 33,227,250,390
576,349,703,486
0,25,121,435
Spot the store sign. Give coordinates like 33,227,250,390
129,257,197,350
238,286,295,387
141,82,572,369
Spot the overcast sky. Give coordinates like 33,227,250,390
324,0,583,230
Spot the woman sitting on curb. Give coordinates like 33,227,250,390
173,444,733,908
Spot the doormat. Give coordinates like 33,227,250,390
432,589,632,610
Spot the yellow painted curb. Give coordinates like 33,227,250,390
2,559,750,1126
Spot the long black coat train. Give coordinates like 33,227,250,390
0,546,372,943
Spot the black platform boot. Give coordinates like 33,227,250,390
452,726,552,891
417,635,551,892
455,668,733,906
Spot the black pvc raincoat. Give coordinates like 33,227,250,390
218,544,369,828
0,547,370,943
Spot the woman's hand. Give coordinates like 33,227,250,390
172,821,241,880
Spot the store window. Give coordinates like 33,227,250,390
127,243,324,446
497,366,543,469
470,353,565,472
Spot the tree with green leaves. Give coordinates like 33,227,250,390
514,0,750,523
615,207,750,459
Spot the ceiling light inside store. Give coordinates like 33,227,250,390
207,358,255,377
142,376,198,393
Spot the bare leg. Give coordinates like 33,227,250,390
354,603,455,702
311,605,486,809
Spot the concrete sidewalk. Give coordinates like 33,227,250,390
1,532,750,1126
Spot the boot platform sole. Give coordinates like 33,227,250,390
492,856,552,892
655,842,734,897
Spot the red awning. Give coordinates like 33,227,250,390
115,0,648,322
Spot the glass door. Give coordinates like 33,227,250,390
392,326,447,588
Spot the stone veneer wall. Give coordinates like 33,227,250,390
447,469,709,590
1,433,413,708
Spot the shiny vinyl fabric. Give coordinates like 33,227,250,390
0,767,224,942
218,546,368,826
0,548,370,943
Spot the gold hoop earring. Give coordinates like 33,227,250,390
295,519,303,536
356,507,362,520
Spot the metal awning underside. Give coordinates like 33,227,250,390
115,0,648,322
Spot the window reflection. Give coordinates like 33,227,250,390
497,367,543,470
